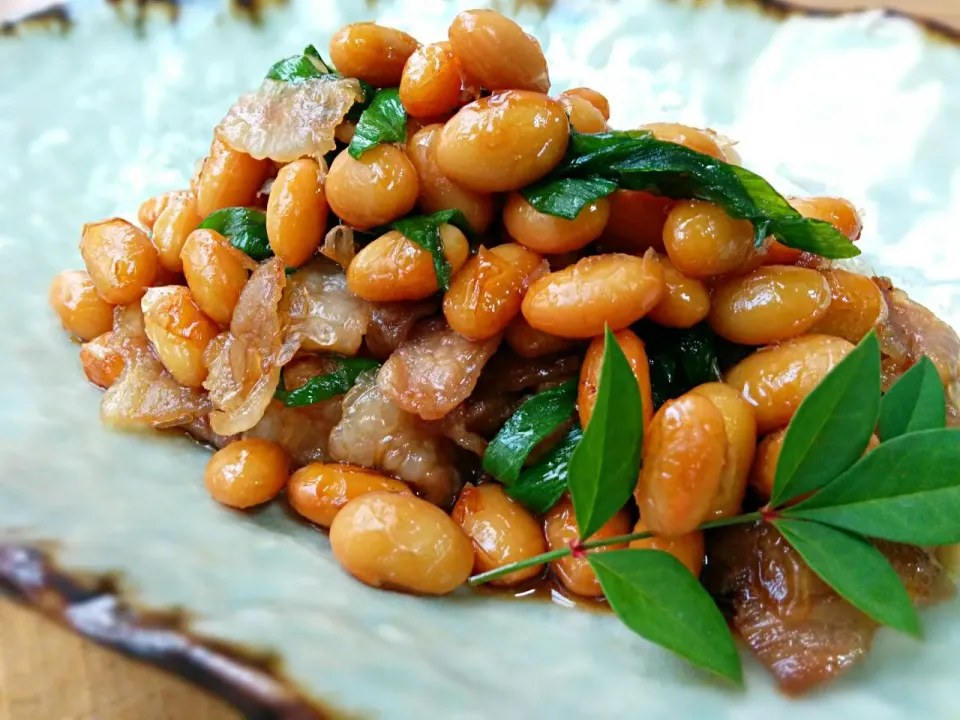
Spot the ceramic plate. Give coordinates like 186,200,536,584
1,1,959,717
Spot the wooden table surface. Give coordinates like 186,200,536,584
2,1,957,719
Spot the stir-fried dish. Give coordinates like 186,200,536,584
48,9,960,693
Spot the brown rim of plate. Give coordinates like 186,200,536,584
1,1,959,41
0,543,342,720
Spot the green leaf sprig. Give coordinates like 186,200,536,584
472,329,958,684
482,380,577,485
524,128,860,259
266,44,336,82
506,425,582,514
385,209,471,292
197,208,272,261
348,88,407,159
274,357,381,407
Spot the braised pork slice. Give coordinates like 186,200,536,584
705,523,952,695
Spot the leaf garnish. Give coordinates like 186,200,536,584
567,327,643,539
589,549,743,683
526,129,859,258
483,380,578,485
520,177,618,220
770,332,881,507
878,356,946,440
274,357,381,407
784,428,960,545
197,207,272,260
387,209,470,292
348,88,407,159
506,425,582,514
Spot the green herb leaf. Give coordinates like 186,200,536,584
567,327,643,539
551,129,859,258
770,332,881,507
387,209,469,292
507,425,582,514
521,177,618,220
676,323,721,386
266,45,336,82
878,356,946,441
588,549,742,683
197,208,272,260
773,519,920,637
274,358,381,407
348,88,407,159
483,380,578,485
785,428,960,545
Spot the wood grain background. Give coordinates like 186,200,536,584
1,1,956,719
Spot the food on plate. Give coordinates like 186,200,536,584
49,8,960,693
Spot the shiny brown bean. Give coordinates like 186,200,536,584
601,190,674,254
287,463,412,528
346,225,469,302
195,138,270,218
662,200,758,278
326,144,419,230
180,229,252,325
329,23,421,87
503,192,610,254
708,265,832,345
436,91,569,192
544,495,631,597
451,484,547,587
629,519,704,576
400,43,465,118
48,270,115,341
406,124,495,233
559,87,610,120
579,329,654,431
80,218,159,305
635,394,727,537
725,334,855,433
80,332,125,389
266,158,327,268
443,243,543,340
448,10,550,92
646,254,711,328
503,316,577,358
205,438,290,509
558,94,607,134
330,492,474,595
521,252,665,338
689,382,756,519
810,269,888,343
642,122,725,160
152,193,202,273
137,190,192,231
141,286,220,387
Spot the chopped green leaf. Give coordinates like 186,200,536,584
770,332,881,507
521,177,618,220
387,209,469,292
483,380,578,485
546,129,859,259
567,327,643,539
878,356,946,441
785,428,960,545
266,45,336,82
676,323,721,386
774,519,920,637
589,549,743,683
274,358,381,407
507,425,582,514
348,88,407,159
197,208,272,261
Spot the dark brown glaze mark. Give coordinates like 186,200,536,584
0,3,70,36
0,543,341,720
